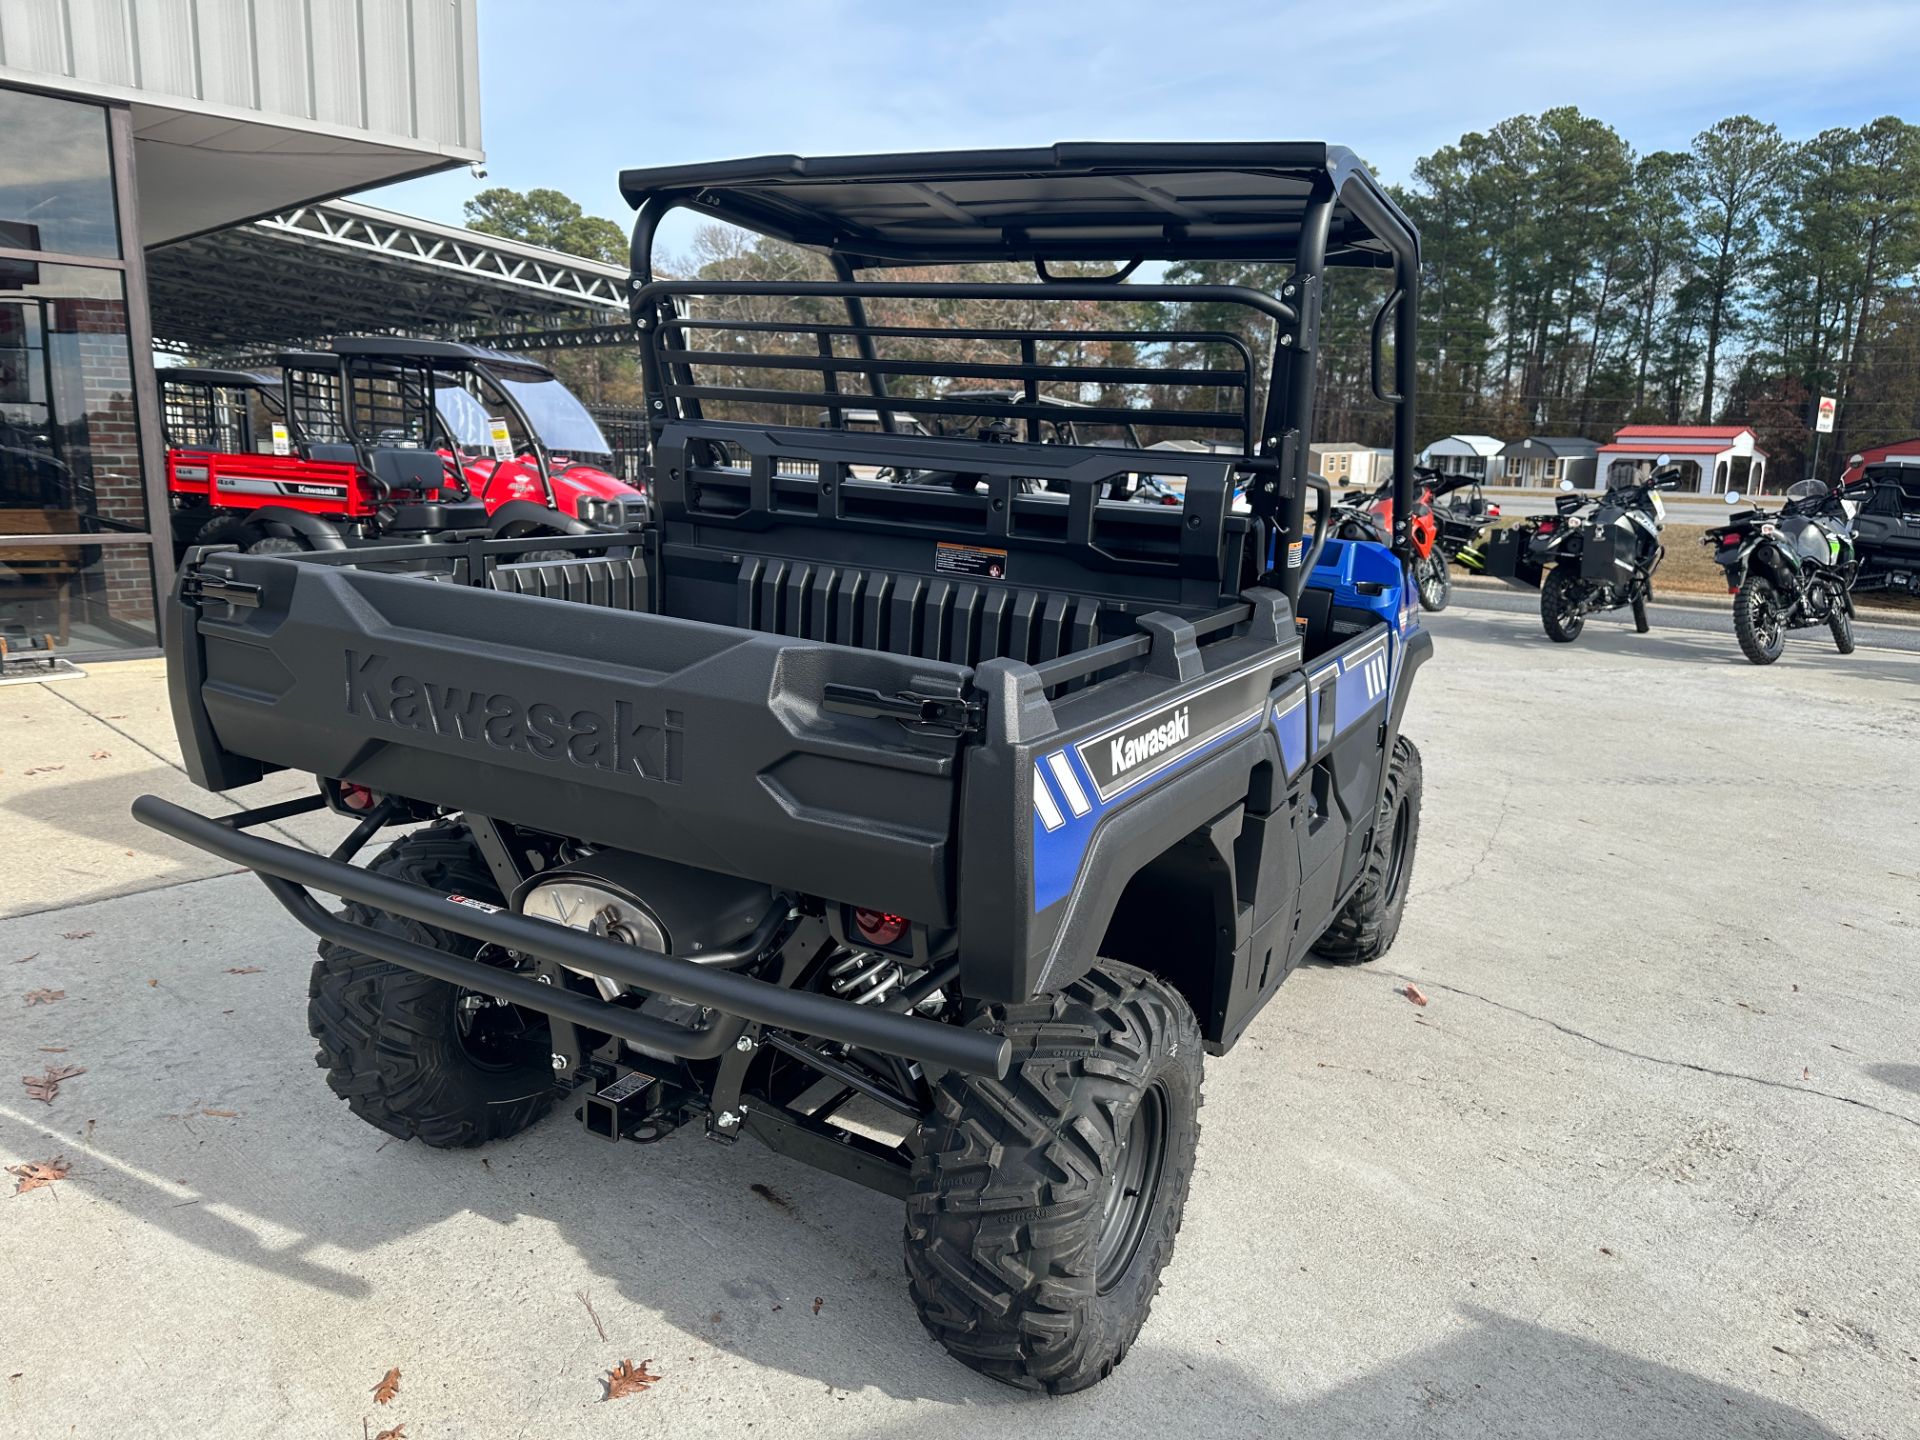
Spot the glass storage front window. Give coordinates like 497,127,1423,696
0,538,157,654
1,84,157,659
0,89,121,260
1,264,148,533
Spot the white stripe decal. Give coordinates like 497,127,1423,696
1046,751,1091,817
1032,764,1066,831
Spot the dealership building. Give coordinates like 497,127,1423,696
1,0,485,659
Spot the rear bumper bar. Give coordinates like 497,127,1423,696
131,795,1009,1079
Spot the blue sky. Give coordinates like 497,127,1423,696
373,0,1920,252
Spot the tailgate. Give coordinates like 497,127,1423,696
172,553,973,922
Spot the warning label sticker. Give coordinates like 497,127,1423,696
935,542,1008,580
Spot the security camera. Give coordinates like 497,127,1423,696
469,162,489,180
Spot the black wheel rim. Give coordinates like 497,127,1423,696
1096,1082,1170,1294
453,990,541,1071
1383,794,1413,904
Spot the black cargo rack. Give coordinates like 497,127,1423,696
619,143,1421,605
632,280,1268,453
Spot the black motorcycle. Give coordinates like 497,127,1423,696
1704,479,1862,665
1532,463,1685,643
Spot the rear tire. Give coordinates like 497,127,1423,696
245,534,305,555
1416,552,1452,612
1733,576,1785,665
190,515,250,550
1314,735,1423,964
1831,605,1855,655
1541,569,1585,643
906,961,1202,1394
308,820,554,1148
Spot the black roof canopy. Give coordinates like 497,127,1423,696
273,337,556,381
619,142,1416,269
157,367,279,390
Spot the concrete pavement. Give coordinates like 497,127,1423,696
2,631,1917,1438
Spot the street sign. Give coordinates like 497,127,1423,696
1816,396,1837,434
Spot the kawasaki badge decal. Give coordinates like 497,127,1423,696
1073,662,1275,803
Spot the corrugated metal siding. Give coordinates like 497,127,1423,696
0,0,70,72
66,0,135,86
0,0,479,153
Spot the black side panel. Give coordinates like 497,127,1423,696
188,556,970,922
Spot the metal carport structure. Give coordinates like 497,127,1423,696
145,199,631,355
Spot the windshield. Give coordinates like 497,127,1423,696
433,382,494,449
494,372,610,455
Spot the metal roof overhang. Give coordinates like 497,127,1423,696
145,199,629,355
619,142,1419,270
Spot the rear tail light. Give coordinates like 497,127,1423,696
852,908,909,948
339,782,377,812
1537,520,1556,534
1487,505,1501,517
1720,534,1741,547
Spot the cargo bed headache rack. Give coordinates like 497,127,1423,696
617,142,1424,602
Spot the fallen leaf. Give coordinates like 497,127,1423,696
11,953,35,964
1791,983,1799,992
22,989,64,1006
373,1427,406,1440
61,931,93,941
223,966,264,975
811,1296,824,1315
201,1109,238,1119
21,1064,84,1103
1400,984,1428,1007
1599,1246,1614,1256
1802,1067,1811,1081
372,1367,401,1405
90,750,110,760
22,766,64,775
147,979,157,988
6,1157,69,1195
37,1046,66,1053
603,1359,659,1400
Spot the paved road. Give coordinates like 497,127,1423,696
3,647,1918,1439
1467,492,1741,522
1450,577,1920,656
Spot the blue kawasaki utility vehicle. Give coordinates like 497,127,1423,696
138,143,1431,1393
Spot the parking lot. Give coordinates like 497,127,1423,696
3,600,1917,1440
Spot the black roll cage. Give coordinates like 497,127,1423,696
274,345,567,511
619,144,1421,602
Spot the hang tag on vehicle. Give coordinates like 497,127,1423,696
270,423,290,457
487,418,514,463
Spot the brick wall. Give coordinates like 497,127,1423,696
49,297,153,628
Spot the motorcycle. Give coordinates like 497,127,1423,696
1704,478,1862,665
1532,461,1685,643
1332,468,1451,611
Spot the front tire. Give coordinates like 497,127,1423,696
1631,590,1650,633
1734,575,1785,665
1314,735,1423,964
1541,569,1585,643
245,534,306,556
906,961,1202,1394
308,821,554,1148
1831,605,1855,655
1416,552,1452,612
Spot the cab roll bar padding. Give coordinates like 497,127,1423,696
130,795,1011,1079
